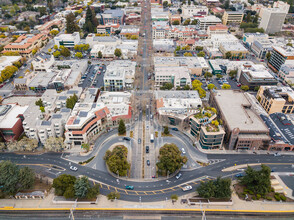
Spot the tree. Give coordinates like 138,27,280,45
197,177,232,199
204,72,212,79
18,167,35,190
81,143,90,152
53,45,58,50
172,20,180,25
156,143,187,175
171,194,178,204
86,184,100,199
266,52,271,60
40,106,45,112
60,47,71,57
197,51,205,57
24,26,30,33
118,119,126,135
50,29,59,36
74,176,90,198
114,48,122,58
216,74,223,79
53,51,60,58
130,35,138,40
66,13,80,34
163,0,168,7
160,82,173,90
240,165,271,195
192,80,206,98
191,19,198,25
0,161,20,194
163,126,169,135
222,83,231,89
38,7,47,16
183,19,190,26
208,84,216,90
229,70,237,78
177,8,182,14
241,85,249,91
48,48,52,53
184,52,192,57
107,192,120,201
66,93,78,109
75,52,83,58
44,137,65,152
224,0,230,9
104,145,130,176
225,51,232,59
183,85,190,90
35,98,44,107
98,51,103,58
52,174,76,197
83,6,99,33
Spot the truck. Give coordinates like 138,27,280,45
150,134,154,143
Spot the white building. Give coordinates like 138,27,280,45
207,24,228,36
153,39,175,52
0,56,22,72
155,66,191,88
242,32,269,48
181,5,209,19
31,53,55,72
196,15,222,30
209,34,239,48
273,1,290,13
259,8,287,34
54,32,80,48
104,60,136,91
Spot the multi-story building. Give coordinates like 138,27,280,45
222,11,244,25
2,34,47,58
209,60,255,75
0,104,28,142
104,60,136,91
100,9,125,25
96,24,120,35
257,86,294,114
196,15,222,30
273,1,290,13
209,34,239,48
207,24,228,36
181,5,208,19
0,56,22,72
154,56,209,76
237,63,277,89
242,32,269,48
268,46,294,72
278,61,294,84
251,39,272,60
259,8,287,34
209,90,270,150
219,42,249,59
155,90,202,129
31,53,55,72
54,32,80,48
155,66,192,88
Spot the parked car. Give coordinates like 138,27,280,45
235,173,244,178
147,160,150,166
70,166,78,171
125,185,134,190
274,152,281,157
176,173,182,179
181,148,186,154
171,128,178,131
138,138,141,144
146,146,149,153
182,185,192,191
123,137,131,141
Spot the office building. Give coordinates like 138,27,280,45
197,15,222,30
207,24,228,36
54,32,80,48
268,46,294,72
181,5,208,19
251,39,273,60
219,42,249,59
209,90,270,150
155,66,191,88
222,11,244,25
242,32,269,48
257,86,294,114
278,61,294,84
100,9,125,25
259,8,287,34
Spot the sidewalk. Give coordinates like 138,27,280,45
1,191,294,212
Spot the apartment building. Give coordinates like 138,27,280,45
54,32,80,48
196,15,222,30
251,39,272,60
273,1,290,13
237,63,277,89
181,5,208,19
207,24,228,36
268,46,294,72
0,104,28,142
100,9,125,25
209,90,270,150
104,60,136,91
259,8,287,34
222,11,244,25
2,34,47,58
278,61,294,84
257,86,294,114
242,32,269,48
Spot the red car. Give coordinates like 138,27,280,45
237,83,241,87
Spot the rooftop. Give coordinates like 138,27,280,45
0,104,28,129
0,56,22,72
221,42,248,52
273,46,294,57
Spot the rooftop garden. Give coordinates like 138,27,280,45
194,107,217,119
205,120,220,132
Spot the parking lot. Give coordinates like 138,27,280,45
194,75,240,91
78,64,106,89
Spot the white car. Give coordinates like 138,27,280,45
176,173,182,179
181,148,186,154
70,166,78,171
182,185,192,191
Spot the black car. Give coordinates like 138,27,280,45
147,160,150,166
146,146,149,153
123,137,131,141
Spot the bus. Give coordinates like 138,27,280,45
150,134,154,143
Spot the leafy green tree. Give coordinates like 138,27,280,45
163,0,168,7
52,174,76,197
107,192,120,200
18,167,35,191
172,20,180,25
266,52,271,60
224,0,230,9
53,51,61,58
183,19,190,26
204,71,212,79
40,106,45,113
216,74,223,79
0,161,20,194
114,48,122,58
183,85,190,90
63,185,75,199
225,51,232,59
75,52,83,58
35,98,44,107
118,119,126,135
184,52,192,57
191,19,198,25
98,51,103,58
197,51,205,57
66,93,78,109
130,35,138,40
156,143,187,175
229,70,237,78
104,146,130,176
82,143,90,152
53,45,58,50
160,82,173,90
192,80,206,98
83,6,99,33
171,194,178,204
240,165,271,195
60,47,71,57
163,126,169,135
208,84,216,90
241,85,249,91
66,13,80,34
50,29,59,36
222,83,231,89
74,176,90,198
86,184,100,199
197,177,231,199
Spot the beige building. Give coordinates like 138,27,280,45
219,42,249,59
256,86,294,114
222,11,244,25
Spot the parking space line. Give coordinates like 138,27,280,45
107,185,110,190
92,181,96,185
115,187,117,192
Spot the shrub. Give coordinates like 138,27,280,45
280,195,286,201
252,196,256,200
270,188,275,192
248,190,254,195
256,194,261,200
274,194,281,201
78,156,95,164
266,196,272,201
244,188,249,193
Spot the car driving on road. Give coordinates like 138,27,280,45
147,160,150,166
125,185,134,190
176,173,182,179
182,185,192,191
70,166,78,171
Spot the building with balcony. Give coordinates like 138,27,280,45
196,15,222,30
256,86,294,114
222,11,244,25
278,61,294,84
209,90,270,150
251,39,272,60
268,46,294,72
